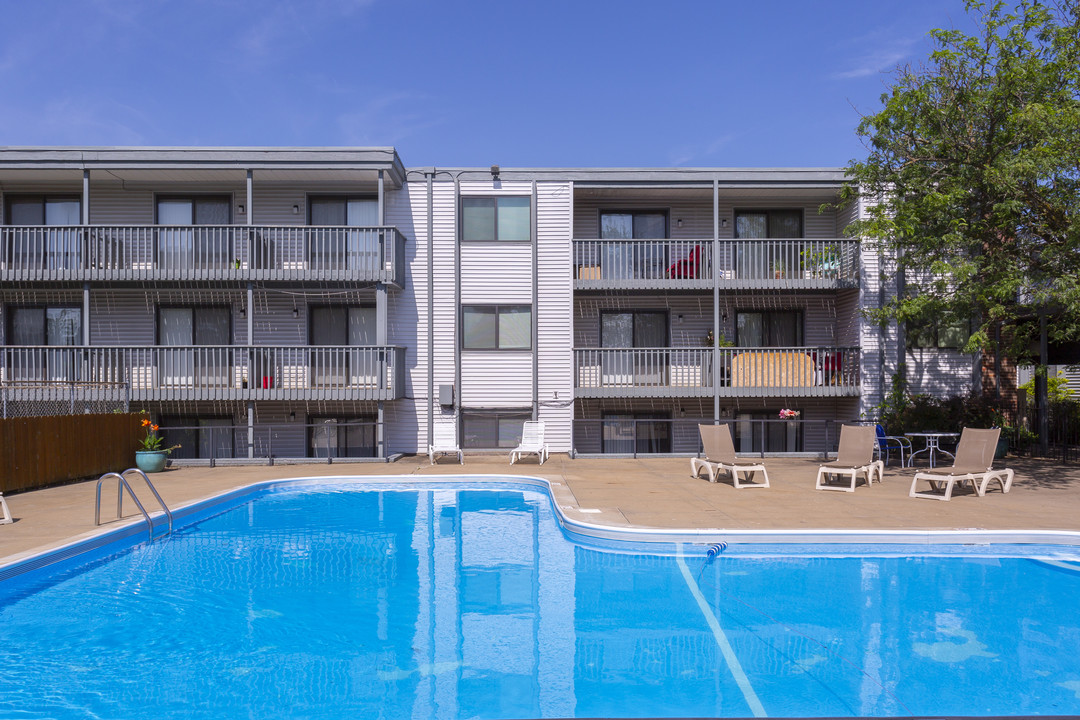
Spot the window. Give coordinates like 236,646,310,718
309,416,376,458
5,306,81,382
308,196,378,270
156,195,231,270
5,195,82,269
735,412,803,453
734,210,803,238
736,311,803,347
599,210,668,280
156,306,231,388
461,409,531,449
160,415,234,460
461,197,531,242
309,306,377,387
462,305,531,350
7,306,81,346
907,319,971,350
602,412,672,454
600,310,668,386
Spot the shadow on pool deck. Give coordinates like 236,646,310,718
3,453,1080,563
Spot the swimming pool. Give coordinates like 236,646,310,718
1,477,1079,718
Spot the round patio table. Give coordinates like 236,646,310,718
904,432,960,468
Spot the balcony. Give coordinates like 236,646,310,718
573,238,859,291
574,346,860,398
0,345,406,402
0,225,407,286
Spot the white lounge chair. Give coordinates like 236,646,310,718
0,492,11,525
691,423,770,488
428,419,463,465
509,421,549,465
909,427,1014,501
816,424,883,492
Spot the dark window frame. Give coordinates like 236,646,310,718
307,415,377,458
598,309,670,348
4,194,83,225
307,304,377,346
600,411,672,454
597,208,670,239
460,196,533,243
154,194,233,225
460,408,533,449
4,304,83,346
159,414,235,460
906,318,972,350
155,304,233,346
734,309,804,347
733,209,804,238
306,195,379,226
461,304,533,351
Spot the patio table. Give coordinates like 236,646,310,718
904,431,960,468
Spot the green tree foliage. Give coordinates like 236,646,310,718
839,0,1080,364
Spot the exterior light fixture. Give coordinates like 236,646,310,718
490,165,500,181
292,205,300,214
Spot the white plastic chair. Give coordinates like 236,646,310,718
0,492,12,525
509,421,549,465
428,419,463,465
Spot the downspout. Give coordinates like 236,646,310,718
427,171,434,445
454,175,461,424
246,169,254,459
532,180,539,421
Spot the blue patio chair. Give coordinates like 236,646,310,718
875,424,912,467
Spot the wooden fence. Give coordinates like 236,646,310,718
0,413,142,493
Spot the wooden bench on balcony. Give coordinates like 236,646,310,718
730,351,816,388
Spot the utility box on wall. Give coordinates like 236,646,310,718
439,384,455,407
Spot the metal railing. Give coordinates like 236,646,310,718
571,417,855,458
0,379,129,418
0,345,406,401
0,224,407,285
95,468,173,541
572,238,860,286
574,346,861,396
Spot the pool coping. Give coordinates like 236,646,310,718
4,473,1080,584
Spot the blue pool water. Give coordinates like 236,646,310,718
2,481,1080,718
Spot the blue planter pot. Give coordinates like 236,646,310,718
135,450,168,473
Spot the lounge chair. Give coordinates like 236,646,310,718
875,424,912,467
909,427,1014,501
815,424,883,492
428,419,463,465
509,421,549,465
0,492,11,525
690,423,770,488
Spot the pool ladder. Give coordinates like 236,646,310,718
94,468,174,542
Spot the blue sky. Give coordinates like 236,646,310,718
0,0,978,168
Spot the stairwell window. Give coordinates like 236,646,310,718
461,197,531,242
462,305,531,350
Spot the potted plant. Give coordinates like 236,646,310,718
136,418,179,473
772,260,786,279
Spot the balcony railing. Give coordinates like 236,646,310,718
573,238,859,289
574,346,860,397
0,225,407,286
0,345,406,402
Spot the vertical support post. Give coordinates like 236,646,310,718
247,282,254,345
83,282,91,346
454,176,461,419
377,170,385,225
376,283,388,346
895,250,907,388
82,169,90,225
246,169,253,226
246,170,253,271
1038,312,1049,456
247,401,255,460
712,179,720,423
377,401,385,459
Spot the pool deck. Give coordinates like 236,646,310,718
3,454,1080,563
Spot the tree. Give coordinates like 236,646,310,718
839,0,1080,366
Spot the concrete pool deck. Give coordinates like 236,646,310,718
3,454,1080,563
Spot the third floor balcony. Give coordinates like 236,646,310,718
573,238,859,291
0,225,407,287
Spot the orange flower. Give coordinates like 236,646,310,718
142,419,151,427
151,424,159,432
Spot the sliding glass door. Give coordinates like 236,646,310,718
600,311,667,386
599,211,667,280
158,307,231,387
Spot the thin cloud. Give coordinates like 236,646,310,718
337,93,444,146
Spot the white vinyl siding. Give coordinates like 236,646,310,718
536,182,574,452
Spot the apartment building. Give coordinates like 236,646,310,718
0,147,980,460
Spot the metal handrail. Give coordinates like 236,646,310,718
94,468,173,541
